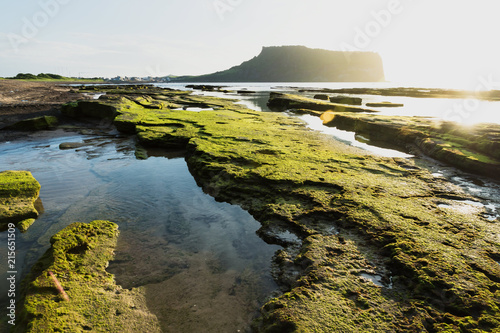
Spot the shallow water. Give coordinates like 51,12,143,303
0,130,279,332
159,82,500,126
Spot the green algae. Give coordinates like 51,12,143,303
0,171,41,231
50,87,500,331
15,220,161,333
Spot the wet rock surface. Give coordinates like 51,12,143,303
55,85,500,332
321,112,500,180
0,170,41,232
5,83,500,332
14,220,161,332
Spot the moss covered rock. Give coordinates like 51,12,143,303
15,220,161,333
5,116,58,131
0,171,41,232
329,95,363,105
52,87,500,332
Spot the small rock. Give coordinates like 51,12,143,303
329,96,363,105
59,142,87,150
314,94,329,100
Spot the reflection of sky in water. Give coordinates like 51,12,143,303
0,132,279,330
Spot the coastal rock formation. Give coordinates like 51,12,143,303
329,95,363,105
173,46,385,82
365,101,404,108
48,85,500,331
313,94,329,100
308,87,500,101
4,115,58,131
14,220,161,332
0,170,41,232
267,92,375,113
320,112,500,180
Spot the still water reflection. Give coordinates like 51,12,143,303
0,130,279,332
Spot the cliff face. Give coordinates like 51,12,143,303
175,46,385,82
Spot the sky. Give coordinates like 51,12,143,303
0,0,499,88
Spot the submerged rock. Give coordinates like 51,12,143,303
14,220,161,332
0,170,41,232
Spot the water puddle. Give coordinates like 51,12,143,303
173,107,215,112
359,273,385,288
437,199,496,219
0,130,279,332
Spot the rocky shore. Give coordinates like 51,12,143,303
2,82,500,332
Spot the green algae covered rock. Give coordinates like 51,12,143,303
53,87,500,332
15,220,161,333
61,100,119,119
0,170,41,232
5,116,58,131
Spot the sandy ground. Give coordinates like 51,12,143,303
0,80,91,128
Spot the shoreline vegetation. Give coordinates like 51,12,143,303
2,81,500,332
4,73,105,82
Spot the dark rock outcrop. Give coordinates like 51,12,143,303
267,92,376,113
329,96,363,105
4,115,58,131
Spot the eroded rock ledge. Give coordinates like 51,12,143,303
24,86,500,331
14,220,161,333
320,112,500,180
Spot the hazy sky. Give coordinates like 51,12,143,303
1,0,499,87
